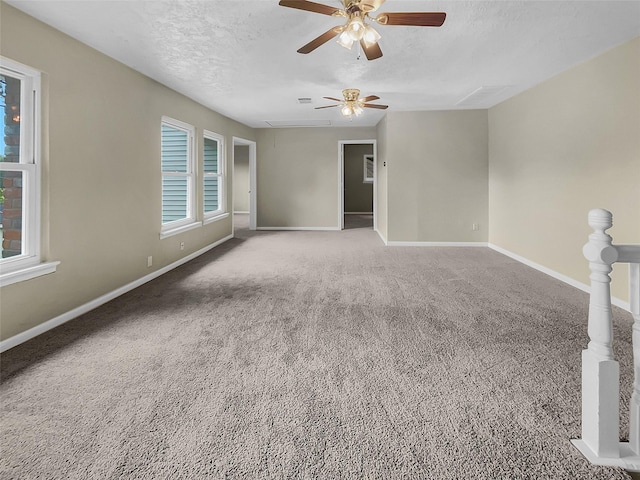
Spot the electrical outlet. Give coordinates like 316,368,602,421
472,223,479,231
180,242,185,250
147,256,153,268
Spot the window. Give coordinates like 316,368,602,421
363,154,374,183
0,57,57,286
160,117,198,238
203,130,225,221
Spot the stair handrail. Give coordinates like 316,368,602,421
571,208,640,472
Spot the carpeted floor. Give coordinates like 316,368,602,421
344,214,373,230
0,218,636,479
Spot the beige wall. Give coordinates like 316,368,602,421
3,2,636,344
489,37,640,303
255,127,376,228
385,111,489,243
233,145,250,212
344,144,373,213
0,4,255,340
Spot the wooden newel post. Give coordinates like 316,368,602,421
581,208,620,458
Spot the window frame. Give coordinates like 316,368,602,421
160,116,200,239
0,57,58,287
363,154,374,183
202,129,225,223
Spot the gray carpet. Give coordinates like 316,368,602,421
344,214,373,230
0,220,635,479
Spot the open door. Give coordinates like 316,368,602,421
339,140,377,231
232,137,257,231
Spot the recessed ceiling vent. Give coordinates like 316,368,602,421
456,86,512,108
297,97,313,104
265,120,332,128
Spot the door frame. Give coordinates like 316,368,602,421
338,139,377,231
232,137,257,231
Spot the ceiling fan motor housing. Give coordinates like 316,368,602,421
343,89,361,102
357,0,385,13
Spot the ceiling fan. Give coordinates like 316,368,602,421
315,88,388,117
278,0,446,60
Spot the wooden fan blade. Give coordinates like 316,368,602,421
361,95,380,103
375,12,446,26
362,103,388,109
297,27,342,54
279,0,342,16
360,40,383,60
323,96,343,102
315,105,339,109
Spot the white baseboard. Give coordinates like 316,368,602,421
0,234,234,353
345,212,373,215
375,228,388,245
256,227,341,231
387,241,488,247
488,243,630,312
234,211,249,214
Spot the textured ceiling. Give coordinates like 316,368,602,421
6,0,640,128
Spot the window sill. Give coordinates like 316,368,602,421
160,221,202,240
203,212,229,225
0,261,60,288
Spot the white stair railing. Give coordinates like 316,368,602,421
572,208,640,472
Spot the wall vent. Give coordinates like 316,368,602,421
297,97,313,104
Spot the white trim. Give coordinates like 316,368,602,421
249,144,257,231
375,228,388,245
203,212,229,226
345,212,374,215
0,261,59,287
202,129,225,220
339,140,377,232
160,115,193,133
159,220,202,239
339,143,344,230
372,142,377,233
488,243,631,312
0,57,42,274
0,57,41,78
0,235,233,353
256,227,341,231
363,154,374,183
234,211,249,214
160,116,197,232
232,137,257,231
387,241,488,247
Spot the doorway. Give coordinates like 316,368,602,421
232,137,256,231
339,140,377,231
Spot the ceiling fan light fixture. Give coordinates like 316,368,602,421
337,30,354,49
316,88,387,117
346,14,365,41
279,0,446,60
362,25,381,48
341,104,354,117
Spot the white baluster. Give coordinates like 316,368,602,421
630,262,640,455
580,208,620,458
